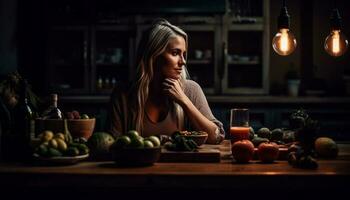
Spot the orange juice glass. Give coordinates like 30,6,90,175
230,108,249,143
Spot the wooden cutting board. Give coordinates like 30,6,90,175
159,145,221,163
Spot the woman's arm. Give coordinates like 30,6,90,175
163,79,224,144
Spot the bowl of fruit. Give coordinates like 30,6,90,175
66,111,96,140
109,130,161,166
32,130,89,165
178,131,208,146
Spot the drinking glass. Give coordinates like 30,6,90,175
229,108,250,143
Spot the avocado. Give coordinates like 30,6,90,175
257,127,271,139
271,128,284,141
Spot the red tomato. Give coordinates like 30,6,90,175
258,142,279,163
231,140,255,163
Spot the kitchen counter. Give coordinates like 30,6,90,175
0,144,349,198
60,95,350,105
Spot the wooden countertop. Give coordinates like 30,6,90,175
1,144,349,193
60,95,350,105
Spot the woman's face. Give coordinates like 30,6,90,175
155,36,187,80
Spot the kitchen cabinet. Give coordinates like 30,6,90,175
222,0,270,94
45,0,270,95
92,25,135,94
46,26,90,94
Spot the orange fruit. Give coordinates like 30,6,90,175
315,137,338,158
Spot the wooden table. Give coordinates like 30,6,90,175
1,144,349,199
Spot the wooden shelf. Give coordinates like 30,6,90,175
228,60,260,65
95,63,128,67
188,59,213,64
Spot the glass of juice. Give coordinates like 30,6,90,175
229,108,250,144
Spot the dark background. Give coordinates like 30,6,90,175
1,0,350,139
1,0,349,95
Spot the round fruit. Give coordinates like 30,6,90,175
36,143,49,157
314,137,338,158
48,139,58,149
56,138,68,152
66,147,80,156
87,132,115,156
54,132,65,141
81,114,89,119
127,136,144,148
271,128,283,141
41,130,54,142
257,127,271,139
231,140,255,163
77,143,89,155
147,136,161,147
144,140,154,148
257,142,279,163
113,135,132,149
127,130,140,139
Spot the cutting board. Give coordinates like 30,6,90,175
159,145,221,163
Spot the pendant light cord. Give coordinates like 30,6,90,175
283,0,286,7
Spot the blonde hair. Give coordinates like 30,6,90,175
130,19,189,134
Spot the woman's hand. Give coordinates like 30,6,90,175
162,78,189,105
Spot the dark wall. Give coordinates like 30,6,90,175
0,0,17,75
269,0,350,95
17,0,47,95
2,0,350,95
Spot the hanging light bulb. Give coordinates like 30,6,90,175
324,9,348,57
272,0,297,56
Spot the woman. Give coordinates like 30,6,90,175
107,19,224,144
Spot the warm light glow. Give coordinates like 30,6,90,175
272,28,297,56
324,30,348,57
280,29,289,52
332,31,340,53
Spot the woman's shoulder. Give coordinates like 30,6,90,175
183,79,204,97
184,79,202,91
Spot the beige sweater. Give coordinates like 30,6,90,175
107,80,225,144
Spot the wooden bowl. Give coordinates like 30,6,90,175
111,147,161,167
67,118,96,140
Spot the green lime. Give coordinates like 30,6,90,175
65,147,80,156
77,143,89,155
114,135,131,149
147,136,161,147
81,114,89,119
36,144,49,157
127,136,144,148
127,130,139,139
143,140,154,148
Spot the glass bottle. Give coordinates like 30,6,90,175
12,79,35,161
104,77,110,89
97,76,103,90
42,93,62,119
111,77,117,88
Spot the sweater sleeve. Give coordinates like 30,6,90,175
184,80,225,143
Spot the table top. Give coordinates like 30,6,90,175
1,144,349,191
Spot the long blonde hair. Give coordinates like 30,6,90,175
130,19,189,134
